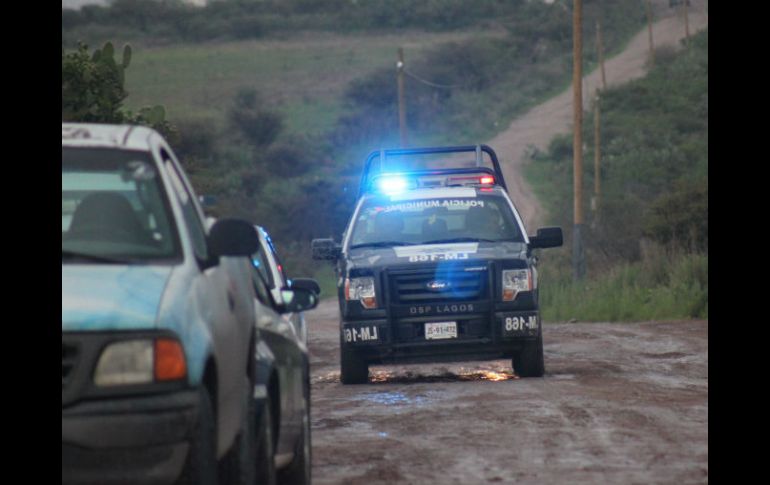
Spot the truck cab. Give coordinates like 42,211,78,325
312,145,562,384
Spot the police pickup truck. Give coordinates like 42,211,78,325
312,145,563,384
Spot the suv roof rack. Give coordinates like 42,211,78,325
358,145,507,198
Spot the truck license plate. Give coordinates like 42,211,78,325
425,321,457,340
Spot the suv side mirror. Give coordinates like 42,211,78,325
279,287,319,313
529,227,563,249
208,218,260,257
312,238,341,260
291,277,321,296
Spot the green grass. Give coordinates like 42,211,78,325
122,30,501,136
312,264,339,301
538,251,708,322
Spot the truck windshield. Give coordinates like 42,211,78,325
62,147,181,263
349,195,524,248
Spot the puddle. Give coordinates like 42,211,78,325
353,391,430,406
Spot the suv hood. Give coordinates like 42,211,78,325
62,265,172,332
347,241,528,269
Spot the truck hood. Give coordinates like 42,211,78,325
347,241,528,269
62,265,173,332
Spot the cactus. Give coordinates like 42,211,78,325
122,44,132,69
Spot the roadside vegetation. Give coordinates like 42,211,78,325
526,30,708,321
63,0,663,302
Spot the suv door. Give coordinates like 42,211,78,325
160,145,254,456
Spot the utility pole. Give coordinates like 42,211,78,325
592,90,601,221
397,47,408,148
596,19,606,90
645,0,655,64
572,0,585,280
683,0,690,45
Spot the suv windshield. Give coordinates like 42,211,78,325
349,194,524,248
62,147,181,263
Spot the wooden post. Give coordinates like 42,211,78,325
592,90,601,218
646,0,654,64
683,0,690,45
573,0,585,280
596,19,606,90
397,48,408,148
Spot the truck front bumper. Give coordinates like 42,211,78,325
341,310,540,365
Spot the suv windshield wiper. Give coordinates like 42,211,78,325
349,241,414,249
420,237,499,244
62,250,133,264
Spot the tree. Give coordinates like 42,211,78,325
62,41,174,139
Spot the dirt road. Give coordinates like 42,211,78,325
489,1,708,232
307,4,708,483
308,299,708,484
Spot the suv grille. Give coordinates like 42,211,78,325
62,341,79,390
389,266,488,304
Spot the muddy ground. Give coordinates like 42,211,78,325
307,299,708,484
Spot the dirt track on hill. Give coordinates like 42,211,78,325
488,0,708,233
307,300,708,485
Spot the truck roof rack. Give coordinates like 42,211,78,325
358,145,507,198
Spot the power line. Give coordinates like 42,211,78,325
402,67,468,89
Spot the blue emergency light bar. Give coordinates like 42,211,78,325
358,145,508,198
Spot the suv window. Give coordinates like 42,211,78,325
62,147,181,262
164,155,208,262
252,245,274,288
349,195,524,246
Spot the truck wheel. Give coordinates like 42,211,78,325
340,346,369,384
219,377,257,485
512,331,545,378
176,387,217,485
255,398,277,485
278,381,311,485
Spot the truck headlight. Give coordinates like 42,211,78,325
502,269,532,301
94,338,187,387
345,276,377,309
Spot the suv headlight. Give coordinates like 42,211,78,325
345,276,377,309
502,269,532,301
94,338,187,387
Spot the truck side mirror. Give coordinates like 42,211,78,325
529,227,563,249
279,287,319,313
311,238,341,260
291,277,321,296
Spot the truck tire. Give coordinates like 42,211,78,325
340,345,369,385
176,387,217,485
255,398,277,485
512,331,545,378
219,377,257,485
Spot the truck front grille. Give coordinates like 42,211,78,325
389,266,488,304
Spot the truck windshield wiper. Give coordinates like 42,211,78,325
349,241,414,249
420,237,498,244
61,250,133,264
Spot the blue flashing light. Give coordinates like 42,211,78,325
376,176,409,195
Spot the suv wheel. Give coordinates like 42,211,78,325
278,376,311,485
512,331,545,377
219,377,257,485
340,345,369,384
256,397,277,485
176,387,217,485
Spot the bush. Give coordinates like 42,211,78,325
229,88,284,148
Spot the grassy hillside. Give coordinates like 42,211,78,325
525,29,708,321
122,30,503,136
62,0,650,293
